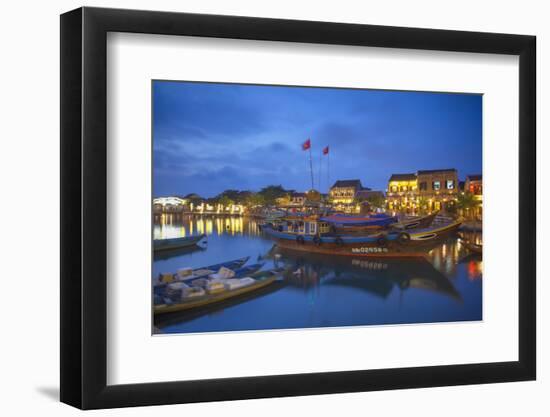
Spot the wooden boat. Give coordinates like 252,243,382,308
261,219,462,258
321,213,398,229
155,263,265,300
153,244,206,261
390,211,439,230
332,212,437,234
154,256,249,289
155,279,287,326
153,234,206,252
154,268,283,315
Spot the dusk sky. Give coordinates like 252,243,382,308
153,81,482,198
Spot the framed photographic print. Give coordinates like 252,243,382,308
60,6,536,409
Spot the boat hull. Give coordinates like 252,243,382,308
391,212,438,230
154,275,277,315
263,221,461,258
333,212,437,234
153,234,206,251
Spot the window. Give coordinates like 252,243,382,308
391,186,397,192
433,181,441,191
419,181,427,191
446,180,454,189
309,222,317,235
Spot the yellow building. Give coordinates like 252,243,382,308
386,169,459,213
329,179,369,213
329,179,365,204
386,173,418,211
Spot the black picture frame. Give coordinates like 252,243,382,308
60,6,536,410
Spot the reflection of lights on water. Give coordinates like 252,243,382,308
215,218,223,235
467,260,483,280
445,257,453,275
196,219,204,235
433,253,441,270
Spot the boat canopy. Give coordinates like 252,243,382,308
320,214,397,227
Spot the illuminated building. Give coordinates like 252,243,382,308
417,169,458,211
152,196,188,213
465,174,483,219
329,180,368,204
386,169,459,213
386,173,418,211
329,179,371,212
289,192,306,206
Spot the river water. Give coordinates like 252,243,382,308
153,214,482,334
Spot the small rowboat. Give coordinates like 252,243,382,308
398,220,462,245
390,212,439,231
153,234,206,252
154,268,283,315
154,256,249,289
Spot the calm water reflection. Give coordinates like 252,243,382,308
153,214,482,334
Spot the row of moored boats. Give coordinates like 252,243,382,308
154,256,284,315
260,211,465,257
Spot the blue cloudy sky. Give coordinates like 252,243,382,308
153,81,482,197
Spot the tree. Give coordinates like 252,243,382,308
184,193,203,205
276,193,291,206
217,195,234,208
258,185,288,205
245,193,266,207
306,189,321,203
366,194,385,210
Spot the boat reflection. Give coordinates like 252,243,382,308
269,248,462,301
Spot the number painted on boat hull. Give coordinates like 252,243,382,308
351,247,389,254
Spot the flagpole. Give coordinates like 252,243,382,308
327,150,330,194
318,150,322,191
308,147,315,190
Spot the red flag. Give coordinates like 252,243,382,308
302,138,311,151
323,146,329,155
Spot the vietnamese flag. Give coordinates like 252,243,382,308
323,146,329,155
302,138,311,151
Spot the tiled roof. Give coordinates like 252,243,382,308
331,179,363,189
417,169,457,175
389,173,416,181
356,190,385,199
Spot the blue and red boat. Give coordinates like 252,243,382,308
262,214,461,258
